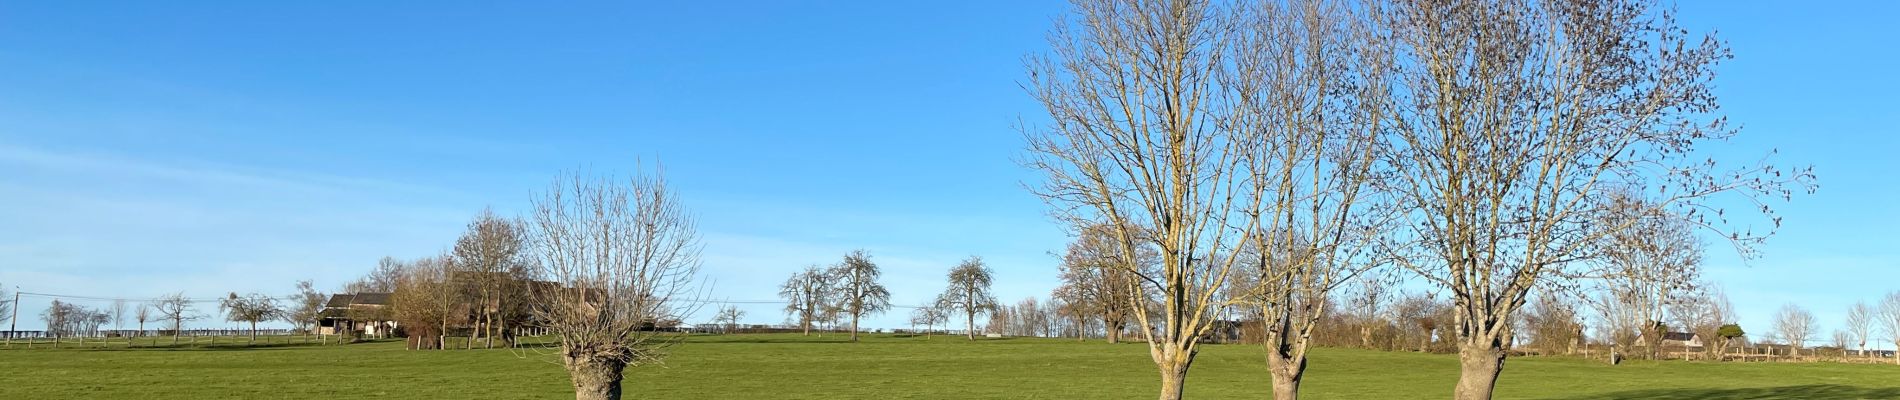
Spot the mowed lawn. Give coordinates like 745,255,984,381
3,333,1898,399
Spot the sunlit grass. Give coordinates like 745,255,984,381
2,333,1896,399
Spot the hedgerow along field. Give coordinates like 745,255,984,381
3,333,1897,399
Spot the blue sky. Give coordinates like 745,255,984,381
0,1,1893,346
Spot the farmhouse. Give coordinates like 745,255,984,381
1636,331,1705,350
317,292,399,336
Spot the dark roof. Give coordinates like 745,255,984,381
324,292,393,308
1662,332,1697,341
318,309,350,319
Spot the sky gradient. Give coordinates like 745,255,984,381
0,1,1894,348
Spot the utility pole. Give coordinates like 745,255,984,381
7,288,19,347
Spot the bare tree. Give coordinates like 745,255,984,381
527,168,703,400
1846,301,1872,358
42,299,68,347
109,299,128,336
1670,284,1735,359
712,305,745,334
152,292,200,346
909,304,948,339
1879,291,1900,365
288,280,327,342
1771,304,1815,358
1520,292,1583,356
452,208,533,348
134,304,151,342
347,257,406,293
1373,0,1814,396
220,292,285,346
779,265,833,336
392,255,457,350
1581,196,1704,361
1058,223,1155,343
0,284,11,346
1024,0,1262,396
936,256,998,340
829,250,891,343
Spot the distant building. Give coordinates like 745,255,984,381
317,292,398,336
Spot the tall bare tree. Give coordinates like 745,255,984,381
220,292,284,346
347,257,406,293
109,299,128,336
1220,0,1395,394
392,255,458,350
452,208,533,348
288,280,327,342
527,168,703,400
936,256,998,341
1024,0,1261,396
1845,301,1872,358
1581,195,1704,361
1878,291,1900,365
1058,223,1155,343
779,265,833,336
1373,0,1813,396
830,250,891,343
152,292,200,346
1771,303,1815,358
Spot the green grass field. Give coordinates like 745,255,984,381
3,333,1896,399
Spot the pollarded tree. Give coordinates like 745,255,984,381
778,265,833,336
527,168,704,400
1715,324,1746,357
220,292,285,346
936,256,997,341
1224,1,1396,396
391,256,458,350
1771,304,1815,358
1023,0,1259,395
1845,301,1872,358
133,304,150,343
1374,0,1814,396
829,250,891,343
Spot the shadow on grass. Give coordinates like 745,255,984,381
1544,384,1900,400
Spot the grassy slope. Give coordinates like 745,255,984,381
2,333,1896,399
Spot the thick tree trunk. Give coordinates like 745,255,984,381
967,311,977,341
564,353,628,400
1453,345,1506,400
1266,346,1305,400
1108,324,1122,344
249,322,258,346
1153,346,1193,400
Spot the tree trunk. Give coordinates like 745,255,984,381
1152,345,1193,400
1453,345,1506,400
967,311,977,341
564,352,628,400
1266,345,1305,400
249,322,258,346
1108,323,1122,344
851,313,860,342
